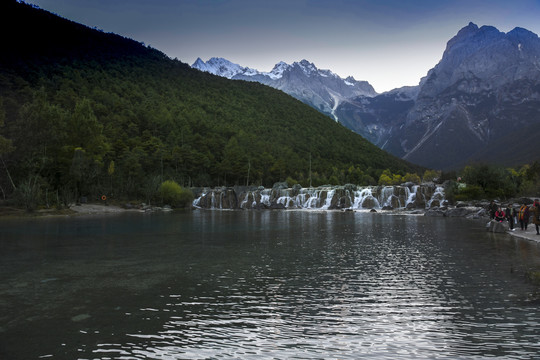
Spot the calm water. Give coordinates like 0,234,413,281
1,210,540,359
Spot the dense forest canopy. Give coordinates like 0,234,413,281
0,1,421,207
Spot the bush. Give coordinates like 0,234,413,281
285,176,298,187
158,180,194,208
454,184,485,201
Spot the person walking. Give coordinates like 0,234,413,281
518,203,530,230
532,199,540,235
505,204,515,230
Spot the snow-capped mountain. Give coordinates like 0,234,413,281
191,57,261,79
192,58,377,121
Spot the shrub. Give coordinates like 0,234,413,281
454,184,485,201
285,176,298,187
159,180,194,208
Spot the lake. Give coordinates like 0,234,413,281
1,210,540,359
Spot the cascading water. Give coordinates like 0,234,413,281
351,188,380,210
406,185,418,208
193,184,445,211
379,186,395,208
321,189,335,210
427,186,445,208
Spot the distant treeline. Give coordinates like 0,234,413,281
444,163,540,202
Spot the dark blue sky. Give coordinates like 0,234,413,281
25,0,540,92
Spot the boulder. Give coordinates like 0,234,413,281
272,181,288,190
486,220,507,233
270,203,286,210
476,208,488,217
446,207,476,217
425,208,445,217
338,196,352,209
389,195,401,209
361,196,378,209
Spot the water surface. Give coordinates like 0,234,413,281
1,210,540,359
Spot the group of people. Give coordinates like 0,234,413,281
490,199,540,234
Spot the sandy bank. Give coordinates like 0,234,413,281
68,203,141,214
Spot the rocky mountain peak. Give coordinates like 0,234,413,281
507,26,539,42
191,57,377,122
293,59,319,76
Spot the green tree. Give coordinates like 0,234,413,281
0,98,15,194
220,137,248,185
422,169,441,183
403,173,421,184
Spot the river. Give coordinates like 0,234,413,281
1,210,540,359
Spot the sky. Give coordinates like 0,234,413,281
23,0,540,93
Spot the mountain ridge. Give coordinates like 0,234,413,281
192,57,377,121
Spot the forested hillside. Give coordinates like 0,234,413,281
0,1,420,206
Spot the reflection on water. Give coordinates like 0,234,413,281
2,211,540,359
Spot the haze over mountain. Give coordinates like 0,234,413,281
194,23,540,170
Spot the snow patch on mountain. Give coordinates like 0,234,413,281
192,57,258,79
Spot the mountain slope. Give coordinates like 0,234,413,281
0,0,420,201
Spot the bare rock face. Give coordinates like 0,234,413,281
336,23,540,170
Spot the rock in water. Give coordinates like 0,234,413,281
486,220,507,233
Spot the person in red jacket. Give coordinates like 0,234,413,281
494,207,506,222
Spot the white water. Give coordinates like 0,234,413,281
193,185,446,211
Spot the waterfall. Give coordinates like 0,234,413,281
321,189,335,210
351,188,380,210
295,192,309,208
303,189,320,209
277,195,293,208
240,191,251,209
405,185,418,207
192,184,445,211
379,186,394,207
192,192,204,208
427,186,445,208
